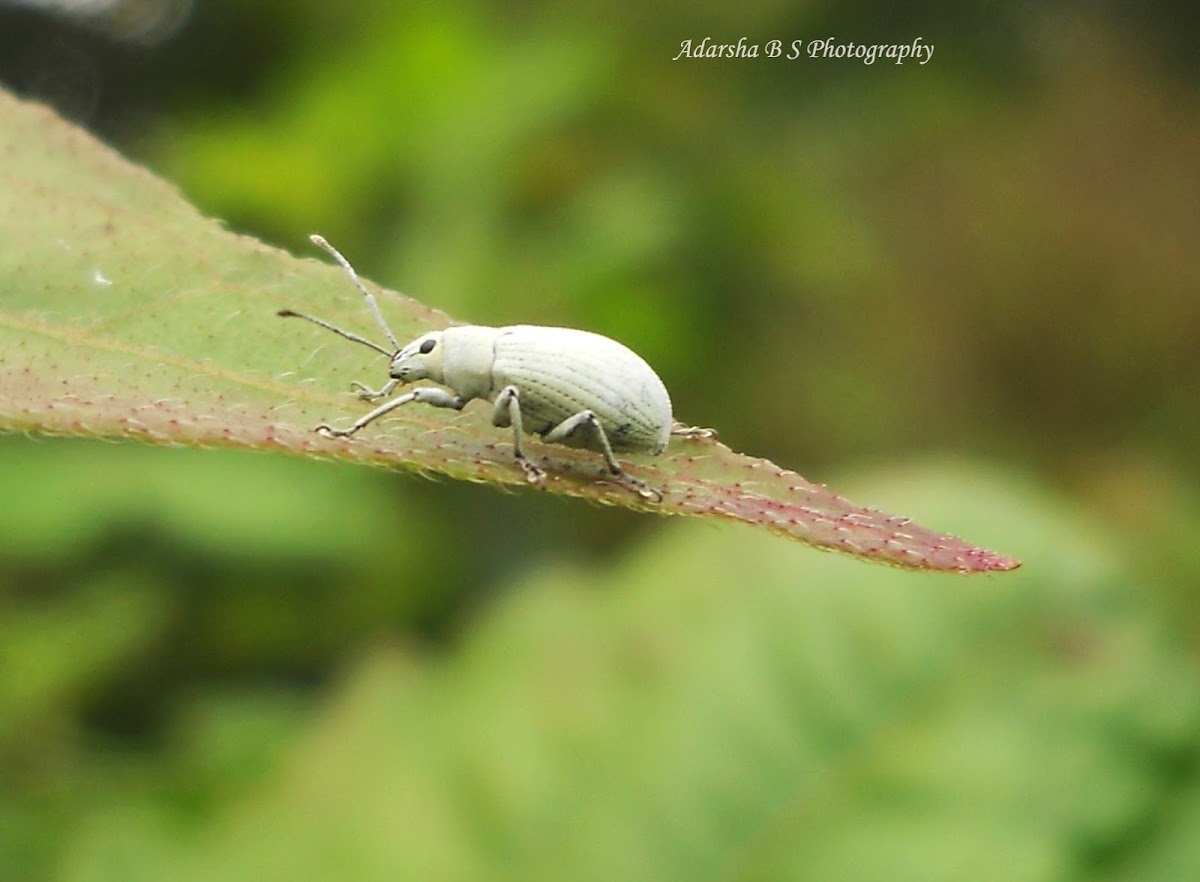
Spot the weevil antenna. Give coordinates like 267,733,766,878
310,234,402,352
276,309,394,358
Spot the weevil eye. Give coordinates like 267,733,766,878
419,338,437,354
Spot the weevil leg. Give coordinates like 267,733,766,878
671,422,718,440
317,386,464,438
350,378,400,401
542,410,663,503
492,385,545,484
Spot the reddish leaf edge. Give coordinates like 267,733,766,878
0,398,1021,575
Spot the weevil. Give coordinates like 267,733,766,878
279,235,713,500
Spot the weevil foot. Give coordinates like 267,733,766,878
517,456,546,486
315,423,355,438
350,382,382,401
634,482,664,503
350,379,400,401
615,471,663,503
671,423,718,440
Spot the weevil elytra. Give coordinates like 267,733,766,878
279,235,712,500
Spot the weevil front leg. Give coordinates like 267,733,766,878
317,386,464,438
350,377,400,401
492,385,545,484
541,410,663,503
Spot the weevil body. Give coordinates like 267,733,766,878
280,236,711,499
395,324,673,452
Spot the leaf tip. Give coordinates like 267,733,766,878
949,545,1022,574
984,552,1023,572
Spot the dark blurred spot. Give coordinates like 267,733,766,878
13,34,102,123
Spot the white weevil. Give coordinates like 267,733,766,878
279,235,712,500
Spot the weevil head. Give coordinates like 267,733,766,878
389,331,446,384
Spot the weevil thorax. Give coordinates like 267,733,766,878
439,325,502,400
389,325,500,400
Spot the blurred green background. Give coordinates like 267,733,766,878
2,1,1199,879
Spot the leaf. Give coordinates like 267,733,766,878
0,88,1018,573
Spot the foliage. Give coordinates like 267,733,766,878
4,460,1200,881
1,1,1197,880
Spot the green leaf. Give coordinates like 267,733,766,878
0,88,1017,573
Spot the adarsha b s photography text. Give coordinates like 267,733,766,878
673,37,934,65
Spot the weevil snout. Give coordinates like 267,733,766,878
387,359,409,383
